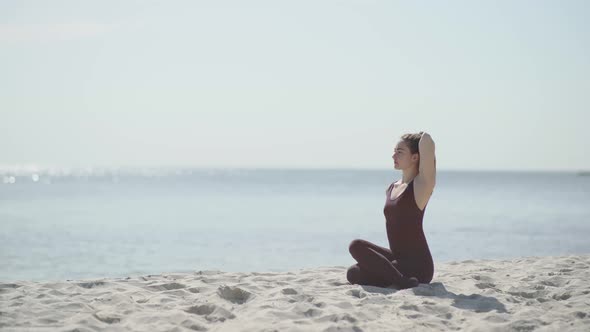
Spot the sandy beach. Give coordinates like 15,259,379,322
1,254,589,331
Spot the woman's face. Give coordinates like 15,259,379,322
392,141,419,170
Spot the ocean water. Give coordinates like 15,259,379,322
1,168,589,282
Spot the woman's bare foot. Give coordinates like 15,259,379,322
389,277,419,289
403,277,419,288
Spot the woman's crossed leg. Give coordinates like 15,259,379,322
346,239,417,288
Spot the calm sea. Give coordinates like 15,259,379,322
1,168,589,282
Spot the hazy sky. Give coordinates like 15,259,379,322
1,0,588,171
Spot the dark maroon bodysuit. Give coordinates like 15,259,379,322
347,179,434,288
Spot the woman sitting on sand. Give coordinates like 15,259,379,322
347,132,436,289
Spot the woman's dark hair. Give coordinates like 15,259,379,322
400,132,424,154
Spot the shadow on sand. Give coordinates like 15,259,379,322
359,282,507,313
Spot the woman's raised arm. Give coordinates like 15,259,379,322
418,132,436,186
414,132,436,210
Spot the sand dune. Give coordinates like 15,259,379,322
1,254,589,331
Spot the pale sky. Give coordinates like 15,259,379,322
1,0,588,171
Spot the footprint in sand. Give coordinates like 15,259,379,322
347,289,366,299
508,318,547,331
287,293,315,303
506,288,548,299
77,281,107,289
574,312,587,319
475,282,496,289
146,282,186,292
185,303,236,323
217,285,254,304
540,276,567,287
187,287,204,294
314,301,327,308
180,319,208,331
0,283,21,290
281,288,298,295
92,311,122,324
323,326,363,332
293,303,323,318
302,308,322,317
551,292,572,301
316,313,357,323
399,304,420,311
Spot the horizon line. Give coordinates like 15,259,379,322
0,164,587,175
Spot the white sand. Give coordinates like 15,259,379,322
2,254,590,332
